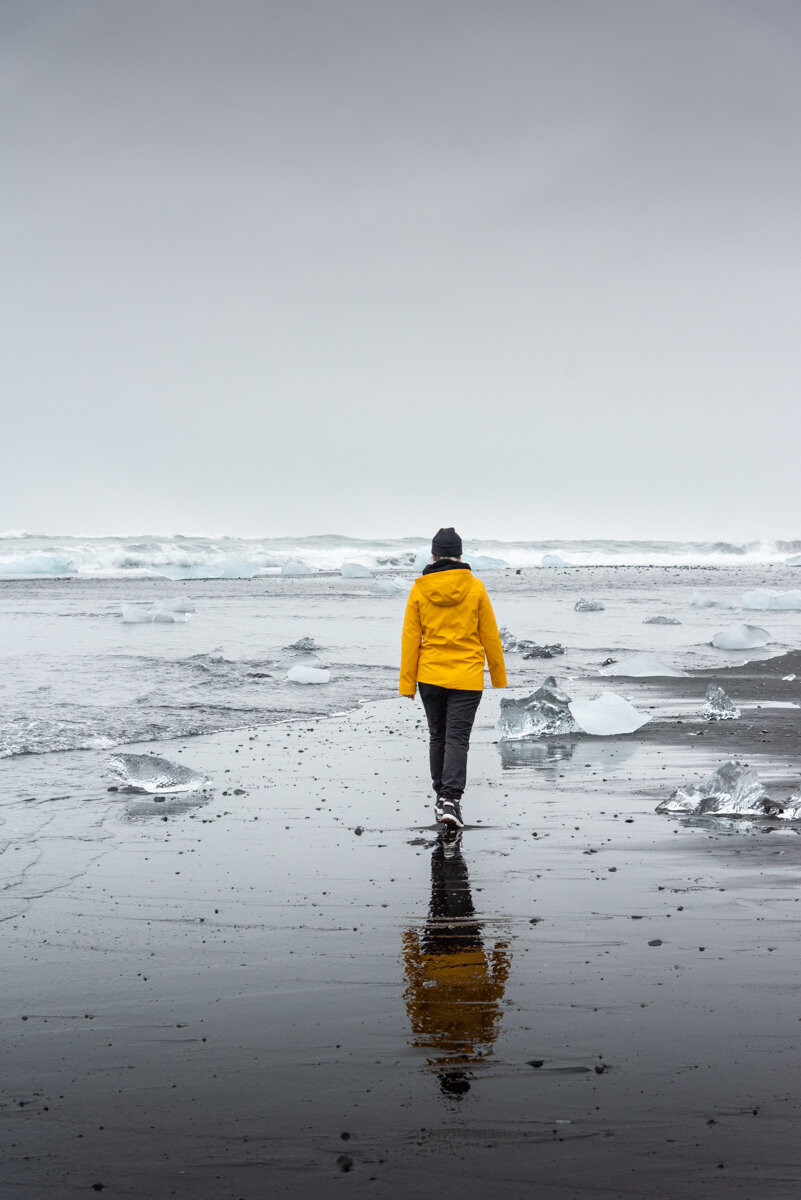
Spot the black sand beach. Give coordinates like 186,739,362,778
3,649,801,1198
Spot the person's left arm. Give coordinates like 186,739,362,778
478,587,507,687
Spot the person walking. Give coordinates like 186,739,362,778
399,527,507,831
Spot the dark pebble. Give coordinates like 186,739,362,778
337,1154,354,1172
648,939,663,947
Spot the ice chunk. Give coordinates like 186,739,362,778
286,636,318,651
704,684,740,720
158,559,260,579
0,554,77,575
711,624,770,650
499,628,565,657
121,604,191,624
158,596,196,612
656,762,779,817
574,598,605,612
783,674,797,682
469,555,509,570
413,547,431,572
786,554,801,566
522,643,565,659
108,752,210,794
287,665,331,684
643,615,681,625
541,553,570,568
373,576,410,594
689,592,737,609
742,589,801,611
340,562,374,578
568,692,650,736
497,677,580,740
599,653,685,677
779,792,801,818
281,560,317,575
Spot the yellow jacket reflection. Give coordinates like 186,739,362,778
402,929,511,1056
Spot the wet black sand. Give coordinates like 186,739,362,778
2,656,801,1198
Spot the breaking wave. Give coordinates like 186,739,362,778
1,533,799,577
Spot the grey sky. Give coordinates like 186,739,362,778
3,0,800,540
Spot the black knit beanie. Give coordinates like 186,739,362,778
431,527,462,558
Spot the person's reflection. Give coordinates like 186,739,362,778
402,835,511,1099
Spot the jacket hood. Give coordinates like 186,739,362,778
415,565,474,607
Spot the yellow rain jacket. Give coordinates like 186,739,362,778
399,566,507,695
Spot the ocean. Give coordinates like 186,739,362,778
2,532,800,763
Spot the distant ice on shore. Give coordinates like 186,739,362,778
711,624,770,650
657,762,801,820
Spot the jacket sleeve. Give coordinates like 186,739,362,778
478,587,507,688
399,587,422,695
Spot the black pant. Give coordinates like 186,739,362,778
418,682,482,800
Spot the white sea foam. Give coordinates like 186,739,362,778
2,533,799,578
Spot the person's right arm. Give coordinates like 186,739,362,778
399,587,422,696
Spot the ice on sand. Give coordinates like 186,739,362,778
656,762,801,819
287,665,331,684
704,684,740,721
413,547,431,572
568,693,650,735
711,624,770,650
158,559,259,580
690,592,736,609
108,753,210,794
574,598,605,612
340,563,374,578
742,589,801,611
498,677,579,739
281,560,317,575
373,576,410,594
499,628,564,657
643,615,681,625
469,555,509,570
121,603,192,624
786,554,801,566
286,636,318,651
541,553,570,568
600,653,684,677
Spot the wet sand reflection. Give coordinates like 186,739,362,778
402,837,511,1099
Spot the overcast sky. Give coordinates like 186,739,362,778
3,0,800,540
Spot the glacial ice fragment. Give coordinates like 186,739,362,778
522,643,565,659
574,598,605,612
599,653,685,678
340,563,374,578
711,624,770,650
742,589,801,611
689,592,737,609
108,753,211,794
568,693,650,736
373,576,410,594
469,555,509,570
656,762,780,818
413,547,431,572
120,604,191,624
158,559,260,579
499,628,565,657
703,684,740,721
643,615,681,625
286,636,318,651
497,677,580,740
786,555,801,566
0,554,77,575
287,665,331,684
281,560,317,575
158,596,196,612
541,553,570,568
